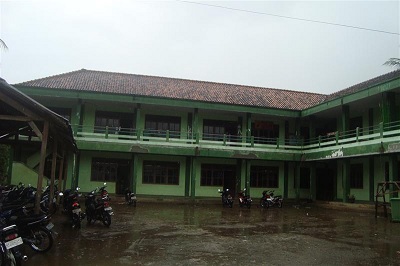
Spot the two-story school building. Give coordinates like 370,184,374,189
8,69,400,202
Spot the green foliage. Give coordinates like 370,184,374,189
384,58,400,68
0,145,10,184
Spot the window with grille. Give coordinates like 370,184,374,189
250,166,279,188
142,161,179,185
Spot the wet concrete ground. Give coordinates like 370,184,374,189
23,197,400,266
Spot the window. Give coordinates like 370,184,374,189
350,164,363,189
144,115,181,138
142,161,179,185
200,164,234,186
251,121,279,144
94,111,134,134
250,166,279,188
203,120,238,141
91,158,118,182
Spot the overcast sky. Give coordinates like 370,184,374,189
0,0,399,94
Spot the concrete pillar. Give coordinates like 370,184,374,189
185,157,191,197
342,160,350,202
342,105,349,133
295,163,301,201
132,154,139,194
310,163,316,201
190,158,197,199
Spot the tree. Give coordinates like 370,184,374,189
384,58,400,68
0,39,8,50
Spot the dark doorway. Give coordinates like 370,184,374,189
316,167,335,201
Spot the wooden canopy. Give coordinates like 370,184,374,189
0,77,77,213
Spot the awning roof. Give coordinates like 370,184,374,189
0,77,77,151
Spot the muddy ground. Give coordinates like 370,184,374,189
23,198,400,266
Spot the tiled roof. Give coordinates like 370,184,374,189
15,69,400,110
16,69,326,110
325,69,400,101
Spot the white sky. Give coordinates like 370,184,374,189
0,0,399,94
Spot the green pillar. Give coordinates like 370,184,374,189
295,163,301,201
369,157,375,202
342,160,350,202
283,162,288,199
342,105,349,133
245,160,251,195
190,158,197,199
310,163,316,201
193,108,199,140
381,92,395,124
389,155,399,198
246,113,252,143
185,157,191,197
132,154,139,194
135,104,141,133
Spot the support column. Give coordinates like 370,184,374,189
193,108,199,141
310,163,316,201
389,154,399,198
185,157,191,197
284,162,288,199
342,105,349,133
245,160,251,195
246,113,252,143
132,154,139,194
381,92,395,125
190,158,197,199
49,139,58,212
295,163,301,201
135,104,141,137
342,160,350,202
369,157,375,202
35,121,49,214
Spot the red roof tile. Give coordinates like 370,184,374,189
16,69,326,110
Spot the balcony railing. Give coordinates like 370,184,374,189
73,120,400,151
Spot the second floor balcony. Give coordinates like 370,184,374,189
72,120,400,161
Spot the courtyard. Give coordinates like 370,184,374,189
23,198,400,266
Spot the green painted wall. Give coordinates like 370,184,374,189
11,162,44,188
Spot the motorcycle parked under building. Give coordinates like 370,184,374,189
260,190,283,208
218,188,233,208
60,187,85,229
125,189,137,207
238,188,252,208
85,184,113,227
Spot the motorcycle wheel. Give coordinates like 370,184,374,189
72,213,81,229
128,199,132,205
102,212,111,227
247,202,251,209
28,227,53,253
87,214,94,225
278,200,283,208
260,199,267,208
133,201,137,207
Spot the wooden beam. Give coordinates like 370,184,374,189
49,139,57,213
0,91,42,120
28,121,42,140
35,121,49,214
0,115,31,121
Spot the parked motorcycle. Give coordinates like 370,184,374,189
85,185,113,227
238,188,252,208
260,190,283,208
218,188,233,208
0,224,27,265
124,189,137,206
60,187,85,229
